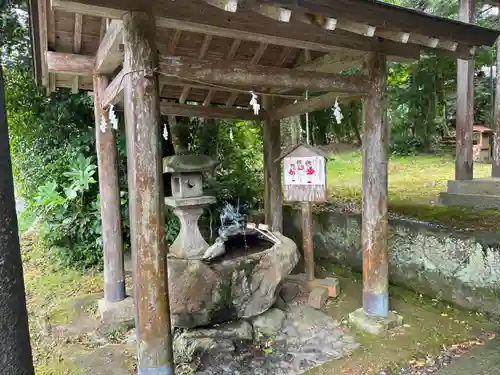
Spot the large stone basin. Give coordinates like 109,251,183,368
167,233,300,328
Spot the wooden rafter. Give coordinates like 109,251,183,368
226,42,269,107
203,39,241,107
46,51,96,75
160,102,263,120
37,0,49,87
47,0,56,92
179,34,212,104
271,91,363,120
95,20,124,74
72,13,83,93
51,0,423,59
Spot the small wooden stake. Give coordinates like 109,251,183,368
302,201,314,281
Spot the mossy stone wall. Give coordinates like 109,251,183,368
282,206,500,315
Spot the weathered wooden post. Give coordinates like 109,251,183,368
0,62,35,375
122,11,175,374
493,13,500,178
349,52,401,335
263,96,283,232
93,75,126,307
456,0,476,181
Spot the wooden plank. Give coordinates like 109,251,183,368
159,56,372,93
455,0,475,181
95,19,124,74
362,51,389,318
93,74,126,303
160,102,263,120
122,11,174,373
51,0,422,59
272,91,362,119
262,96,283,232
46,51,95,75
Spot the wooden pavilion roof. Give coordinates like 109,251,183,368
28,0,500,115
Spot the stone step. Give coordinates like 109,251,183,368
447,178,500,196
439,192,500,209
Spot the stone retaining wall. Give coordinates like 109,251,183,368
282,207,500,315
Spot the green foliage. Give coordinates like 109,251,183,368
5,64,131,268
190,118,264,208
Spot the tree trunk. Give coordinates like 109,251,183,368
0,64,35,375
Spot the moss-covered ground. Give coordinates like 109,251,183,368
327,152,500,232
306,264,497,375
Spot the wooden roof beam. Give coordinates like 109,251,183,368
95,19,124,74
159,56,371,93
46,51,96,75
160,102,263,121
271,91,363,120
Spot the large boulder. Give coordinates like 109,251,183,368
167,234,300,328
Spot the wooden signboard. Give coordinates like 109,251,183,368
277,144,328,202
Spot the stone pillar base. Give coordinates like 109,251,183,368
439,178,500,209
348,308,402,335
98,296,135,324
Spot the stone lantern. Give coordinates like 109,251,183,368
163,154,218,259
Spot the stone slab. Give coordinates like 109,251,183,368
308,286,328,310
98,297,135,324
439,192,500,209
164,195,216,208
287,273,340,297
447,178,500,196
348,308,403,335
190,303,360,374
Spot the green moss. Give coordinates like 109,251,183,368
306,264,496,375
35,360,83,375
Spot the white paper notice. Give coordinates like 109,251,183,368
284,156,325,186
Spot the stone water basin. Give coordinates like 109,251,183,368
167,233,300,328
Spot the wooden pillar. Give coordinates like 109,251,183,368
122,11,174,374
493,16,500,177
263,97,283,233
0,63,35,375
362,52,389,318
455,0,476,181
93,75,126,303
